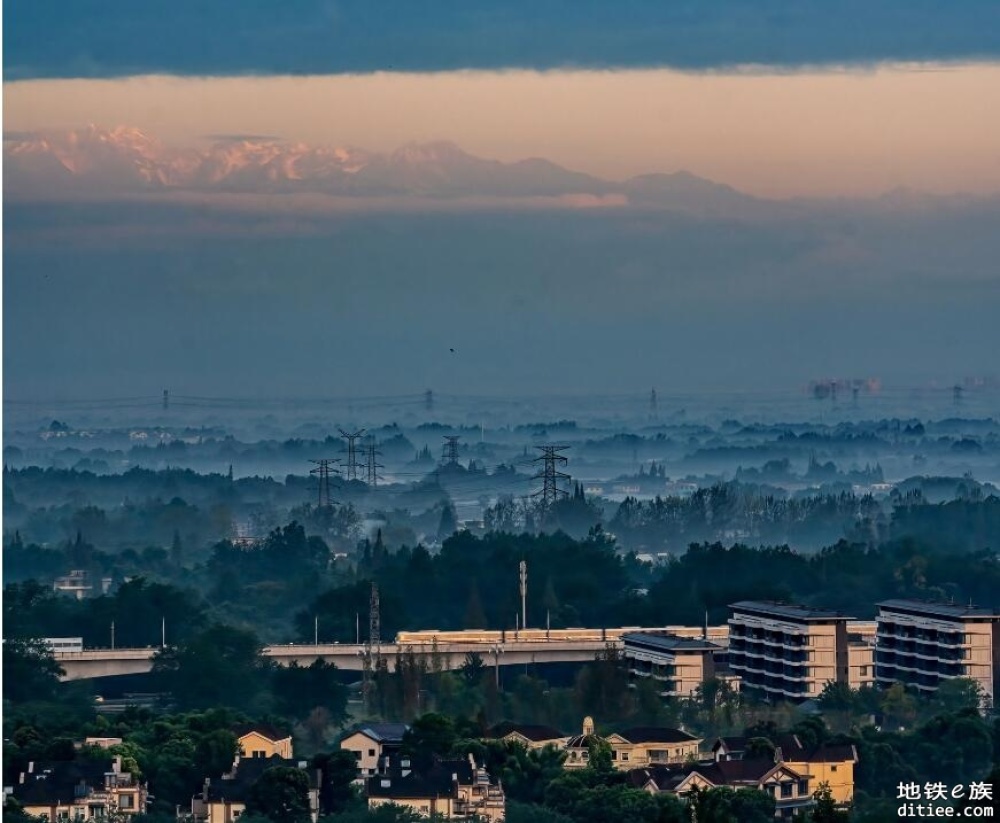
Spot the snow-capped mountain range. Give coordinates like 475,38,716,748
3,125,755,213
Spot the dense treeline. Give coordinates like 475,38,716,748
6,507,1000,645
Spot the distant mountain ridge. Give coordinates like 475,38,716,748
7,126,991,216
3,125,754,213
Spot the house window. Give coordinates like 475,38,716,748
611,751,618,760
830,765,837,773
120,795,134,809
368,749,376,757
621,753,629,762
798,780,809,796
860,666,868,676
781,782,793,798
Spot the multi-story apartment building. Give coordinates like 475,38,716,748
622,632,722,698
728,602,853,701
875,599,999,705
846,621,877,689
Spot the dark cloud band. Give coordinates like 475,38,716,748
5,1,1000,80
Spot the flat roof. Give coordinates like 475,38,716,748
877,599,1000,620
622,632,721,652
730,601,855,622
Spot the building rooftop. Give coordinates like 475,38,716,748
618,727,701,745
622,632,721,652
730,601,855,622
487,722,566,742
366,758,484,800
348,723,409,744
11,758,128,808
232,723,292,742
877,599,1000,620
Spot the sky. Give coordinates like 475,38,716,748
6,65,1000,198
4,3,1000,402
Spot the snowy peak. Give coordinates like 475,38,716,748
3,125,747,210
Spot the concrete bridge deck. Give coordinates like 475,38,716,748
53,625,729,681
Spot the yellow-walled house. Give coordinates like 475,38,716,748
485,722,569,751
12,756,147,820
234,724,293,760
366,754,505,821
563,717,702,770
340,723,409,780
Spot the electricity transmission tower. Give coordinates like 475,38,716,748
362,582,381,713
339,429,366,481
442,435,461,466
365,437,384,487
308,459,340,508
532,445,571,512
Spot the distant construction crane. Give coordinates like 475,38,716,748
442,435,461,466
339,429,366,481
532,445,571,513
308,459,340,508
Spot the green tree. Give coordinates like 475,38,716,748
152,624,270,712
933,678,983,714
2,637,64,703
807,783,849,823
245,767,312,823
311,750,359,815
401,714,457,769
272,660,349,725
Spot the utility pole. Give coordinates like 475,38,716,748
339,429,366,481
442,435,460,466
532,445,571,514
161,616,166,648
519,560,527,630
314,615,319,646
365,436,384,487
111,621,115,650
309,459,340,508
